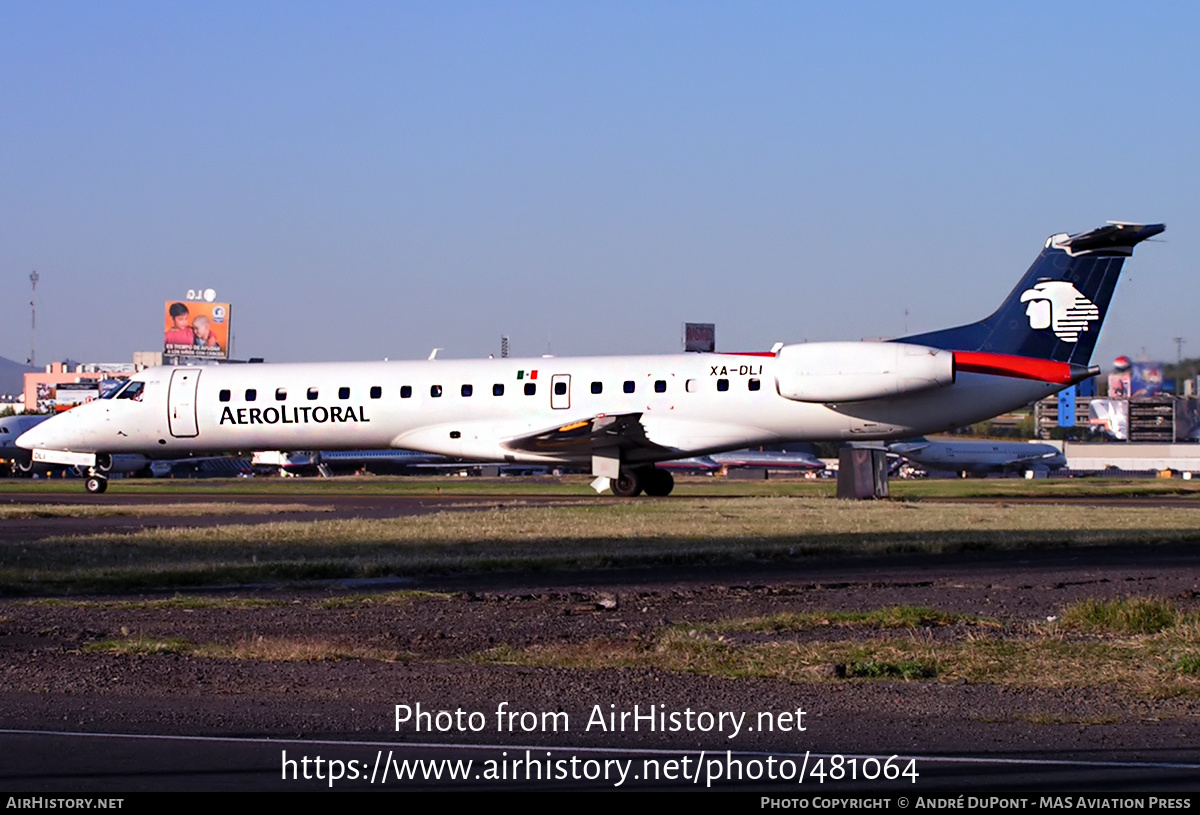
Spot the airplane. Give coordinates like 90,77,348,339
661,448,826,473
1,414,51,476
17,221,1163,496
251,448,480,476
148,456,254,478
886,437,1066,477
2,413,153,478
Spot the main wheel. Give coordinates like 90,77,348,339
85,476,108,494
642,467,675,497
611,470,643,497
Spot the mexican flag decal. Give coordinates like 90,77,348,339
516,370,538,380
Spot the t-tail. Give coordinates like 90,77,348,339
900,222,1164,369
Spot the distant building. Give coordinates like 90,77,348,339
22,353,163,413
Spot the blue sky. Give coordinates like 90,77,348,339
2,2,1195,366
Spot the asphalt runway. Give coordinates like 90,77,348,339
2,486,1199,792
0,491,489,542
3,729,1198,791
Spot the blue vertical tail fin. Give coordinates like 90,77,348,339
900,222,1163,365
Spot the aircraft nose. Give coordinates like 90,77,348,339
15,423,48,450
16,415,74,451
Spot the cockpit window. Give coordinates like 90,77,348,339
102,380,130,399
116,382,145,401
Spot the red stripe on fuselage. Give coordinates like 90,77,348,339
954,352,1074,384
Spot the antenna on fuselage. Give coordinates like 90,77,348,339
428,348,442,360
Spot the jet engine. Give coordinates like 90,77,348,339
773,342,955,403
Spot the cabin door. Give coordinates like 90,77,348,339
168,368,201,438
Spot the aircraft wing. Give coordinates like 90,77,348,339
500,413,675,459
500,412,761,466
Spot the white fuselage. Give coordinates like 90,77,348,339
16,348,1065,467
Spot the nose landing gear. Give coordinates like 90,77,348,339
84,454,112,493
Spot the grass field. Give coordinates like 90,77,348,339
3,476,1200,593
5,473,1200,499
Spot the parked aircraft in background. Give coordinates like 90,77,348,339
887,437,1066,476
661,448,826,473
1,415,50,476
251,449,475,476
17,222,1162,495
146,456,253,478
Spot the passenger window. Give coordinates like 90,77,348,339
275,388,287,401
370,386,381,399
219,389,230,402
307,388,318,400
654,380,666,393
461,384,473,397
431,385,442,398
245,388,257,401
591,381,602,394
749,378,761,391
685,379,697,393
524,383,536,396
401,386,412,399
717,379,729,392
623,381,635,393
493,384,504,396
554,382,567,396
338,387,350,399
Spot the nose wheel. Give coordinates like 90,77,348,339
85,474,108,494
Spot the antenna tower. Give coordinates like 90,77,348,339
29,271,39,367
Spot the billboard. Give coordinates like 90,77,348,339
36,381,101,413
683,322,716,353
164,301,231,359
1130,362,1165,398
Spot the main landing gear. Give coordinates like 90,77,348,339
85,474,108,494
611,466,674,497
